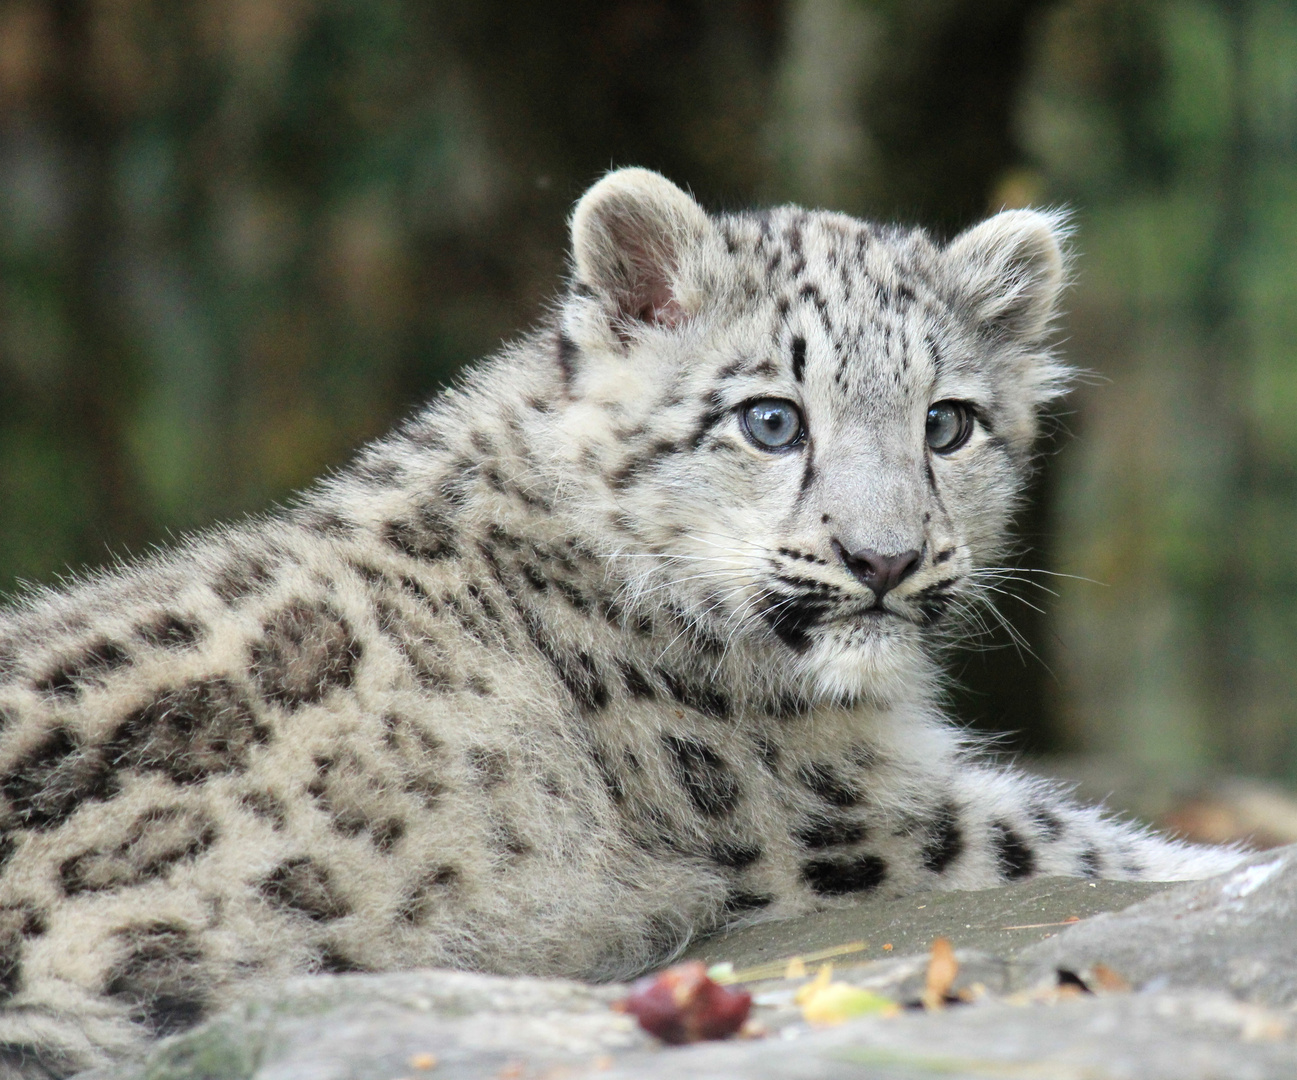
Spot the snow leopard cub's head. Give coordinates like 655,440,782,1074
555,169,1068,703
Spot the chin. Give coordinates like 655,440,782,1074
799,617,929,707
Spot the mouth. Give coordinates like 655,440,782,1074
852,602,920,628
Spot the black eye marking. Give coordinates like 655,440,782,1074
740,399,805,451
925,401,974,454
791,336,807,382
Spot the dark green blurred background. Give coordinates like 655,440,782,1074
2,0,1296,791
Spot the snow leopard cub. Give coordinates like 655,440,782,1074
0,168,1239,1076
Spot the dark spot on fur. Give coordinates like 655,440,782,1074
34,639,131,698
60,806,217,896
135,615,204,650
316,944,369,974
107,678,269,784
710,841,762,868
801,853,888,895
553,578,590,613
398,866,459,925
616,660,655,700
610,439,682,490
662,735,740,817
658,669,731,720
798,762,860,807
1078,848,1102,877
212,556,275,605
920,802,964,874
241,789,286,829
376,601,455,691
466,584,504,626
1031,806,1065,841
992,822,1037,881
371,817,406,853
723,890,774,916
0,905,45,1001
252,601,362,709
354,457,402,486
795,815,867,849
587,745,625,803
382,504,459,563
494,819,530,860
0,727,117,829
753,733,781,770
301,511,355,536
522,614,608,711
467,746,509,788
764,692,810,718
105,922,209,1036
259,857,349,921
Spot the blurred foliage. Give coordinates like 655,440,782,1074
1,0,1295,779
1023,0,1297,782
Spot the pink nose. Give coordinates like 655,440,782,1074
835,544,921,598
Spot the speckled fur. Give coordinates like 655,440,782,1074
0,170,1240,1076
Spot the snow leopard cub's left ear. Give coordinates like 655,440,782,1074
944,209,1069,343
570,168,713,330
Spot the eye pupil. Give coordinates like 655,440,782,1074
926,401,972,453
742,399,804,450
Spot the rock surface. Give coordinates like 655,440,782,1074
84,845,1297,1080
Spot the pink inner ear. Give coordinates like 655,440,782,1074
638,289,686,328
616,230,685,329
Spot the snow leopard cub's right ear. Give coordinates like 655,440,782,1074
944,208,1070,344
570,168,713,331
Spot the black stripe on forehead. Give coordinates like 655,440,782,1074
791,336,806,382
925,332,944,373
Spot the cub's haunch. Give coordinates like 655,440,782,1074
0,169,1240,1077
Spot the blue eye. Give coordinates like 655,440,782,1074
741,399,805,450
926,400,974,453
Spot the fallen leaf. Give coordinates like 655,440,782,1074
1089,963,1131,993
795,964,898,1026
921,938,958,1011
409,1054,437,1071
616,961,752,1045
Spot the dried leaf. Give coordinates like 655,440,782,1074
803,986,896,1024
1089,963,1131,993
616,961,752,1045
921,937,958,1011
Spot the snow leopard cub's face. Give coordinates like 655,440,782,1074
559,170,1068,702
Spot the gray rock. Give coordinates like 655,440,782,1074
1016,844,1297,1004
683,874,1171,970
83,846,1297,1080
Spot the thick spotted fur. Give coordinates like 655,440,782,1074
0,170,1240,1076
